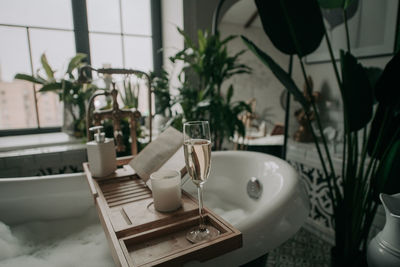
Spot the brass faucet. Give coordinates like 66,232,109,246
82,67,153,155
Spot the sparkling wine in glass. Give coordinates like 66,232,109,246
183,121,220,243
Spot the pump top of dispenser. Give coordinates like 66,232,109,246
89,126,106,143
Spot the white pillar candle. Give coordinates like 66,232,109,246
150,170,182,212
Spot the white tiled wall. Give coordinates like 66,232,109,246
287,140,386,244
219,22,289,127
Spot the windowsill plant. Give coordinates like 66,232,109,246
15,54,98,138
241,0,400,265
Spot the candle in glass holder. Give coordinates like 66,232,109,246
150,170,182,212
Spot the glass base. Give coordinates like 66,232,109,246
186,225,220,243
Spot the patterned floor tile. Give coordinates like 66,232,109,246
266,228,332,267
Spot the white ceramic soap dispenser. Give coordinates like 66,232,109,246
87,126,117,177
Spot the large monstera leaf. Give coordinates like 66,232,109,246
367,51,400,158
255,0,325,57
379,140,400,195
340,51,373,132
374,51,400,107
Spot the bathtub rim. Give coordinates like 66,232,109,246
0,172,85,182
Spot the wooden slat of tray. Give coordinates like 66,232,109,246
84,158,242,267
83,162,136,198
83,162,98,198
103,183,146,196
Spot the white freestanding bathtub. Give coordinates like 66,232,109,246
0,173,117,267
0,173,93,225
183,151,309,266
0,151,309,266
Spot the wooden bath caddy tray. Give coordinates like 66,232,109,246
83,158,242,267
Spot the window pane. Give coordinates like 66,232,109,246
29,29,76,79
121,0,152,36
0,0,73,29
136,78,155,115
87,0,120,33
0,1,75,131
36,88,62,127
0,27,37,130
30,29,75,127
0,26,31,82
89,33,123,69
124,36,153,72
0,81,38,129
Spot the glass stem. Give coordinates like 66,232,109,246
197,184,206,231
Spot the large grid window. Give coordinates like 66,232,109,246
87,0,153,71
0,0,75,130
0,0,157,134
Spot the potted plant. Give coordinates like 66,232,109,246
120,74,140,109
166,28,252,150
241,0,400,265
15,53,98,137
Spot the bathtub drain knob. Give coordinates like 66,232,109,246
247,177,262,199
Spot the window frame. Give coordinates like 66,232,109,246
0,0,162,137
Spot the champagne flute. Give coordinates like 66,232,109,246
183,121,220,243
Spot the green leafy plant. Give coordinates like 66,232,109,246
15,53,98,137
241,0,399,265
150,69,172,116
120,75,139,109
168,28,252,150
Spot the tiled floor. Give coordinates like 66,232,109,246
266,228,332,267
